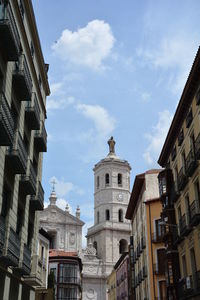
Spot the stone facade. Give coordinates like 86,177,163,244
83,137,131,300
39,191,84,254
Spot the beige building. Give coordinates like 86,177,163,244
126,170,167,300
158,47,200,299
0,0,49,299
107,269,116,300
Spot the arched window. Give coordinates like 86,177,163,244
97,211,100,224
105,173,109,185
93,241,98,254
118,173,122,186
119,239,128,254
97,176,100,189
105,209,110,221
118,209,123,222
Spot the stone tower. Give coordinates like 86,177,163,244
86,137,131,276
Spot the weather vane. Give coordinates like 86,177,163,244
51,179,57,192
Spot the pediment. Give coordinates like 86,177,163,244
39,205,84,226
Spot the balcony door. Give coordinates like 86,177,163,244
157,248,166,273
159,280,167,299
190,248,197,288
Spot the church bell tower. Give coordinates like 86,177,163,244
86,137,131,275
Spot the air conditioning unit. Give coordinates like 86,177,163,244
186,276,192,289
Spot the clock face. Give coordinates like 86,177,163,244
118,193,123,201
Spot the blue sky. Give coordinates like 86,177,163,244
32,0,200,244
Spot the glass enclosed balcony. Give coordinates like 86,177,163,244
0,2,20,61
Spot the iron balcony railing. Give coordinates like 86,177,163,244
34,122,47,152
13,54,32,100
0,215,6,256
195,133,200,160
177,167,188,191
185,149,197,177
7,228,20,267
0,92,14,146
30,181,44,211
0,2,20,60
190,199,200,226
20,159,37,195
22,244,31,275
6,130,28,174
25,93,40,130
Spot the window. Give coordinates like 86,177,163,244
194,180,200,201
59,263,79,284
118,209,123,222
30,41,34,57
97,176,99,189
190,248,197,274
119,239,128,254
105,209,110,221
118,173,122,186
182,255,187,278
105,173,109,185
93,241,97,254
97,211,100,224
181,151,186,170
1,184,12,218
38,74,42,87
19,0,24,19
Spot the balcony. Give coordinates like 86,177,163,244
190,199,200,227
34,123,47,152
185,149,197,177
179,214,187,237
0,216,6,256
195,133,200,160
152,231,165,243
153,263,165,275
186,109,193,128
22,244,31,275
30,181,44,211
177,167,188,191
6,228,20,267
0,92,14,146
25,93,40,130
19,160,37,195
178,271,200,299
6,131,28,174
178,129,184,146
142,266,147,278
13,54,32,101
0,2,20,61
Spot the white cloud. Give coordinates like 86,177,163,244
143,110,173,165
47,96,75,112
56,198,72,213
49,176,84,198
76,103,115,138
137,35,198,94
52,19,115,70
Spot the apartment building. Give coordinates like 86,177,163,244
107,269,116,300
158,47,200,299
0,0,50,299
126,170,167,300
49,250,82,300
115,252,129,300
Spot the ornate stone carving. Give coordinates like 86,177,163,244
86,289,95,299
69,232,75,245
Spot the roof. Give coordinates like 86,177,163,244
125,169,161,219
49,250,78,257
158,47,200,167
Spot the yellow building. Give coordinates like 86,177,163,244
107,269,116,300
158,47,200,299
126,170,167,300
0,0,49,298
